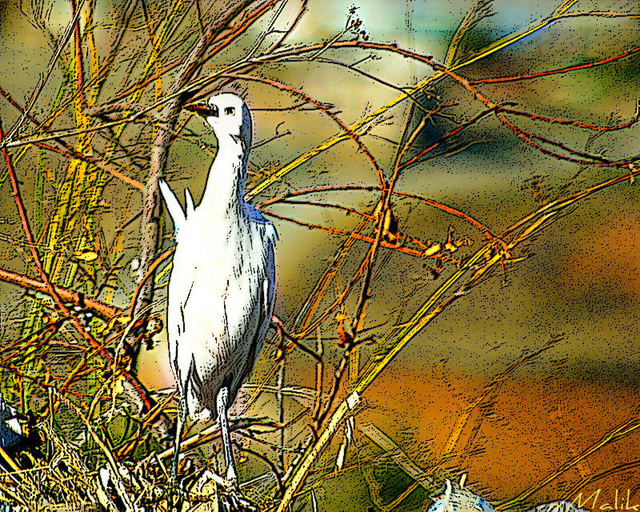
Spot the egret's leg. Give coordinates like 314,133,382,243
171,384,188,482
216,385,237,486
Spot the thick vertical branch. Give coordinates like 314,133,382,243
132,0,276,361
312,328,324,436
134,103,178,337
277,358,285,474
70,0,87,111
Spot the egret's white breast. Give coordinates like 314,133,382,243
167,205,271,415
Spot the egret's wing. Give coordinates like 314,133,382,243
245,203,279,242
241,277,272,384
256,227,277,362
159,179,185,231
236,219,277,384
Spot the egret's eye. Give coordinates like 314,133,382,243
224,106,235,116
211,104,219,117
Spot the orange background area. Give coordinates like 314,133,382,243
366,367,640,507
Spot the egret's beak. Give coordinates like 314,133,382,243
185,102,218,117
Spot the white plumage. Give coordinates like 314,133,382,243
0,394,22,451
160,93,277,485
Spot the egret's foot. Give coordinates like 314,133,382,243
165,472,189,512
167,472,184,495
194,468,226,495
218,473,255,512
218,488,257,512
192,469,254,510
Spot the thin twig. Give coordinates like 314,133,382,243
5,0,87,140
470,45,640,84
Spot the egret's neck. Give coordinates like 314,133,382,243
200,133,248,216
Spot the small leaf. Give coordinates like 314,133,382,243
423,243,442,257
74,251,98,262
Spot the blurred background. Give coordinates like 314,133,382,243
0,0,639,510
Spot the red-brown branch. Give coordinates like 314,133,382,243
261,209,454,261
421,60,639,169
398,105,502,170
280,199,436,250
0,124,152,410
497,105,640,132
228,73,387,189
0,266,122,320
251,40,639,167
258,184,495,239
469,46,640,84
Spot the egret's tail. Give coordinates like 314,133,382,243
159,179,186,232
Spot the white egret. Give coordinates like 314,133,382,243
159,92,277,488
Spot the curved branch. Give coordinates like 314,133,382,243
0,266,122,320
258,184,495,239
469,45,640,84
226,72,387,189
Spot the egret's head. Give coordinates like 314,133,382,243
185,93,252,149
